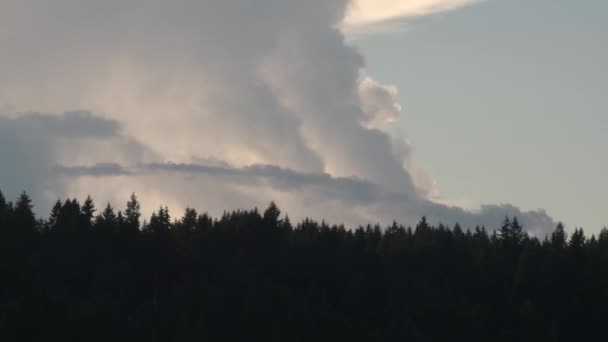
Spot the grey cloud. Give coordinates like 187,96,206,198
419,202,556,237
148,162,557,234
0,111,139,212
142,162,383,206
14,111,120,137
0,111,120,137
62,160,557,235
57,163,132,177
60,161,384,206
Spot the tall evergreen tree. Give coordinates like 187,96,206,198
13,191,37,234
499,216,525,247
415,216,431,234
0,190,6,216
149,206,171,234
263,201,281,228
124,193,141,232
80,195,96,230
179,208,198,233
598,227,608,247
56,198,81,233
0,190,8,230
569,228,586,249
47,200,63,231
551,222,567,249
95,203,117,233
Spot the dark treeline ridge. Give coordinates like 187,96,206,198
1,190,607,341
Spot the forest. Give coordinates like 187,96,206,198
1,190,607,341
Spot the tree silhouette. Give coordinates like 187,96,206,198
124,193,141,232
12,191,37,234
551,222,567,249
80,195,96,230
0,189,607,341
95,202,117,233
263,201,281,227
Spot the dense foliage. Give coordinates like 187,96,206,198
1,190,607,341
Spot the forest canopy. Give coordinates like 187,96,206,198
0,190,606,341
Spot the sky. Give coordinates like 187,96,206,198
0,0,604,234
355,0,608,232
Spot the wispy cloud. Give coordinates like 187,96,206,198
57,163,133,177
342,0,483,33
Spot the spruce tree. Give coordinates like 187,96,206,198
13,191,37,234
80,195,96,230
124,193,141,232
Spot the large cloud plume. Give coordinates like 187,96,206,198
0,1,557,234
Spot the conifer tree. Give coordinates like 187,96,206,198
551,222,567,249
124,193,141,232
80,195,96,230
0,190,7,231
13,191,37,234
47,200,63,231
96,203,117,233
263,201,281,228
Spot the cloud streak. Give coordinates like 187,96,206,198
344,0,483,26
56,159,556,235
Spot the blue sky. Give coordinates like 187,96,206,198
357,0,607,231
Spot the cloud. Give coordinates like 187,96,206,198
0,112,123,206
358,76,402,130
344,0,483,26
57,163,133,177
57,159,555,234
0,1,557,235
0,111,152,212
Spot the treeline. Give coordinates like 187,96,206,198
1,190,607,341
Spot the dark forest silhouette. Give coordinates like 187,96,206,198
1,190,607,341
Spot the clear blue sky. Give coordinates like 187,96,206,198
357,0,607,232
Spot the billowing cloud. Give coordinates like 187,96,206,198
0,1,556,235
358,76,402,130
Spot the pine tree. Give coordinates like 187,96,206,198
415,216,431,234
124,193,141,232
117,211,125,227
499,216,525,247
453,223,464,238
149,206,171,234
47,200,63,231
551,222,567,249
80,195,96,230
176,207,198,238
195,213,213,233
0,190,6,216
569,228,586,250
96,203,117,233
58,198,81,233
281,214,293,232
13,191,37,234
263,201,281,228
0,190,7,231
598,228,608,247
